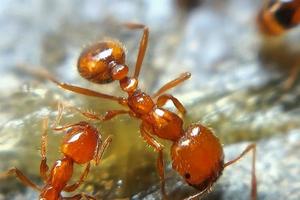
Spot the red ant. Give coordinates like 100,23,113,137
257,0,300,89
29,23,257,199
257,0,300,36
0,104,112,200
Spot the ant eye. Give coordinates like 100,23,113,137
184,173,191,179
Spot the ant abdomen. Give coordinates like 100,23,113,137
78,41,126,84
171,124,224,190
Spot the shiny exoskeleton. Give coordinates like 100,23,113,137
1,108,111,200
43,23,257,199
258,0,300,36
257,0,300,89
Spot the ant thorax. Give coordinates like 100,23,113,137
127,90,155,115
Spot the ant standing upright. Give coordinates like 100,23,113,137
0,104,112,200
29,23,257,200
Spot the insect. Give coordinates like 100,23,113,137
257,0,300,89
32,23,257,199
257,0,300,36
0,104,112,200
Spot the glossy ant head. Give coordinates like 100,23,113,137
171,124,224,191
61,121,100,164
78,41,128,84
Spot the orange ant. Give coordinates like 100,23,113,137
257,0,300,36
257,0,300,89
0,104,112,200
30,23,257,199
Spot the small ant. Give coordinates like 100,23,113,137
31,23,257,199
0,104,112,200
257,0,300,36
257,0,300,89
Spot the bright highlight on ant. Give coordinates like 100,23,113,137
24,23,257,200
0,104,112,200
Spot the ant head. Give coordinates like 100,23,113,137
171,124,224,191
78,41,126,84
61,122,99,164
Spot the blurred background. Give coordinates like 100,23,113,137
0,0,300,199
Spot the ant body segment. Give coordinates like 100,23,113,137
257,0,300,89
257,0,300,36
36,23,257,199
0,105,112,200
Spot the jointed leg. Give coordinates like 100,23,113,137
140,124,167,199
224,143,257,200
152,72,191,98
0,168,41,191
40,118,49,182
62,193,96,200
63,163,91,192
94,136,112,165
19,65,123,102
67,104,131,121
156,94,186,116
124,23,149,79
63,137,112,192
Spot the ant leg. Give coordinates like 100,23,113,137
283,63,300,90
152,72,191,98
140,124,167,199
124,23,149,79
67,104,131,121
20,65,124,103
156,94,186,116
94,136,112,165
40,118,49,182
50,102,84,132
63,136,111,192
224,144,257,200
62,193,96,200
63,163,91,192
0,168,41,191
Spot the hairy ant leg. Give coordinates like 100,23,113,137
224,144,257,200
94,136,112,165
67,105,131,121
156,94,186,116
0,167,41,191
152,72,191,98
140,124,167,199
124,23,149,79
40,117,49,182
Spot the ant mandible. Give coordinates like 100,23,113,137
0,104,112,200
39,23,257,199
257,0,300,89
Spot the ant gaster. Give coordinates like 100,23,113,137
0,104,111,200
38,23,257,199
